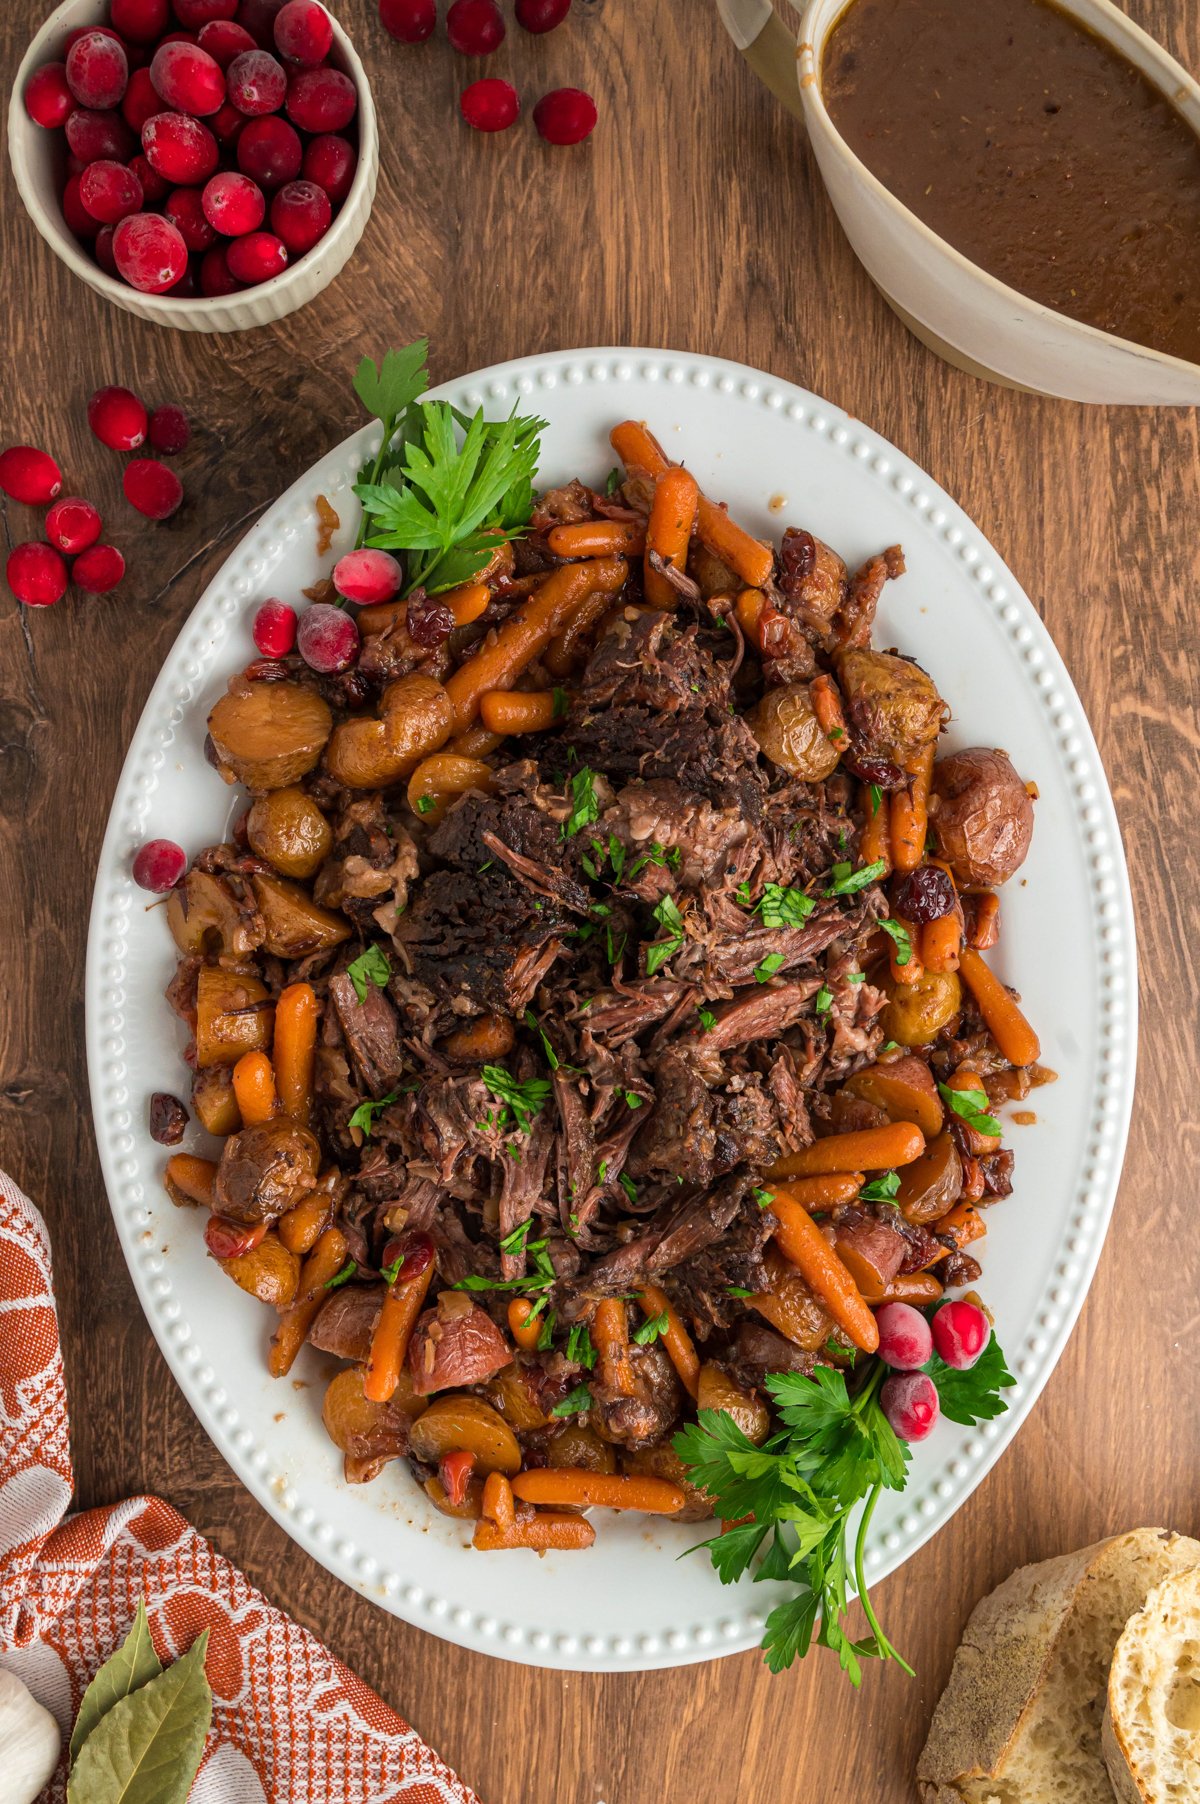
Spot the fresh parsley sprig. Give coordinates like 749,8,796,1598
825,858,887,896
480,1065,552,1135
939,1083,1002,1138
348,1090,398,1139
347,944,390,1003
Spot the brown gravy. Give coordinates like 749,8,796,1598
822,0,1200,365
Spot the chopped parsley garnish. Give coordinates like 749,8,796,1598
879,917,913,966
869,783,882,817
633,1311,669,1346
415,794,436,815
347,943,391,1004
623,1090,644,1110
938,1083,1002,1138
726,1285,755,1298
481,1064,552,1135
523,1008,579,1074
619,1172,638,1204
566,1323,596,1370
753,1187,775,1210
646,892,685,976
498,1217,534,1256
455,1233,557,1297
824,858,887,896
323,1259,357,1290
698,1007,717,1033
596,1159,609,1184
348,1090,398,1139
380,1254,402,1286
814,986,833,1018
536,1310,556,1351
754,952,785,984
552,1382,593,1417
562,767,600,838
551,685,568,720
859,1170,901,1202
758,883,815,930
736,880,753,907
604,466,622,496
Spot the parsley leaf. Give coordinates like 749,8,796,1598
736,881,753,907
698,1007,717,1033
646,891,685,976
415,794,436,815
924,1327,1016,1425
481,1065,552,1135
619,1172,638,1204
348,1091,398,1139
869,783,882,817
562,767,600,838
815,985,833,1018
859,1170,901,1201
604,466,622,497
536,1310,556,1352
752,1186,775,1210
824,859,887,896
552,1383,592,1418
324,1259,357,1290
632,1311,669,1346
353,343,429,427
754,952,785,983
938,1083,1002,1138
566,1323,596,1370
758,883,815,930
347,943,391,1004
498,1217,534,1256
879,917,913,966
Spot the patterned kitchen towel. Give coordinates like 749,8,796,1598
0,1171,482,1804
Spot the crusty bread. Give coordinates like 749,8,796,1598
916,1529,1200,1804
1102,1567,1200,1804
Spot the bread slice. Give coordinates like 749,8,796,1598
917,1529,1200,1803
1102,1567,1200,1803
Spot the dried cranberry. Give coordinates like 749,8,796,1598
242,656,291,681
842,745,907,789
381,1228,435,1285
205,1216,268,1259
893,865,956,925
405,589,455,647
149,1091,189,1144
979,1147,1015,1198
778,526,816,594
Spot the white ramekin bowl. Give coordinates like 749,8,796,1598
717,0,1200,405
8,0,378,333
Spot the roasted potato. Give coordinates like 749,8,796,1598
423,1473,486,1519
879,968,963,1047
246,787,332,879
931,747,1034,888
217,1231,299,1307
895,1131,963,1225
485,1363,550,1432
194,965,274,1069
836,647,946,765
546,1422,618,1475
750,1248,834,1350
409,1296,513,1396
622,1443,714,1522
168,868,263,960
208,681,332,791
251,873,351,958
844,1055,944,1139
213,1116,321,1223
750,683,841,781
322,1364,427,1482
407,1394,522,1475
778,527,847,626
696,1362,770,1444
324,673,454,790
190,1065,242,1136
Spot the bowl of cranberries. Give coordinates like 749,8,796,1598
8,0,378,332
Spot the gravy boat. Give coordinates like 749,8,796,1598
717,0,1200,404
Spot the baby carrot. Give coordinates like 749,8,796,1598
547,519,646,559
644,467,699,607
922,911,962,973
592,1298,636,1398
609,420,774,587
273,981,317,1126
473,1512,596,1552
268,1226,348,1379
859,781,891,870
363,1261,434,1403
890,745,934,874
765,1122,925,1178
481,1471,516,1529
479,689,564,735
508,1297,545,1354
638,1284,699,1401
512,1469,686,1515
958,946,1041,1066
768,1196,880,1354
231,1050,277,1127
767,1174,865,1209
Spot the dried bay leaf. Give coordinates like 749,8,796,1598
67,1629,211,1804
69,1599,162,1764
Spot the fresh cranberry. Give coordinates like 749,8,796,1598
333,547,401,604
173,0,240,25
204,1214,267,1259
380,1229,435,1284
875,1301,934,1372
200,169,264,234
63,24,125,51
438,1449,476,1508
94,224,120,274
45,497,103,555
226,229,288,282
74,543,127,593
80,159,144,224
236,0,288,47
0,445,63,505
128,152,170,202
269,178,330,254
142,111,219,183
164,186,216,250
7,543,68,608
24,63,73,129
274,0,333,65
931,1300,990,1371
148,1091,189,1144
198,17,257,63
532,86,597,144
89,385,148,451
447,0,505,54
209,99,246,142
379,0,436,41
149,404,191,454
285,66,356,132
111,0,172,43
159,28,202,45
236,113,302,186
297,601,359,673
121,66,161,131
113,211,189,291
301,132,354,201
173,262,200,297
150,40,226,114
199,243,242,293
460,77,519,132
66,31,129,109
124,457,184,518
226,47,287,114
881,1371,940,1443
66,107,136,163
252,598,297,656
516,0,570,30
62,174,99,238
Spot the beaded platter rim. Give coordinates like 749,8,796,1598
85,348,1136,1671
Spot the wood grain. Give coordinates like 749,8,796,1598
3,2,1199,1799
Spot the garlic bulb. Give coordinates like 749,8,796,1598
0,1669,61,1803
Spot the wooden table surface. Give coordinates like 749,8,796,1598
3,1,1199,1798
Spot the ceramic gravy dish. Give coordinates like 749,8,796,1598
717,0,1200,405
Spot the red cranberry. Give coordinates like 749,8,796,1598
380,1229,435,1284
532,86,596,144
7,543,68,608
142,112,219,183
113,211,189,291
66,107,136,164
173,0,240,25
199,243,242,293
931,1300,990,1371
0,445,63,505
460,77,519,132
66,31,129,110
333,548,401,604
225,229,288,282
24,63,73,129
110,0,172,43
515,0,570,30
132,836,188,891
172,262,200,297
880,1371,940,1443
121,66,161,131
236,114,302,186
252,598,297,656
159,29,202,45
128,152,170,202
46,497,103,555
148,1091,189,1144
62,173,99,238
301,132,354,202
149,404,191,454
297,601,359,672
379,0,436,41
269,178,330,254
875,1301,934,1372
124,457,184,518
198,18,257,63
210,99,247,142
285,66,356,133
202,169,265,233
74,543,127,593
447,0,505,54
94,224,120,274
80,159,144,224
89,385,148,451
227,47,287,115
165,185,217,250
150,41,226,115
63,25,124,51
236,0,288,48
274,0,333,66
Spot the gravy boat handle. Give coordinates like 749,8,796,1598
715,0,806,117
